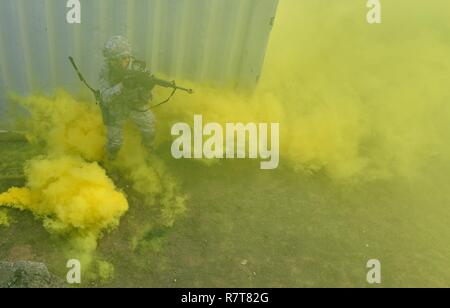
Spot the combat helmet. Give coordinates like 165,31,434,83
103,35,132,60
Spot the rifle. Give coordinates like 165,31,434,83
68,56,102,105
124,58,194,109
68,56,193,109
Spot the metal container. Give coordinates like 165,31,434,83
0,0,279,124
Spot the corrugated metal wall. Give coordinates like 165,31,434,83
0,0,279,124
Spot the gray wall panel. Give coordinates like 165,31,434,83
0,0,279,125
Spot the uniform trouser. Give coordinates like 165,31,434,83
101,106,156,160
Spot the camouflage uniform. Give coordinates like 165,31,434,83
99,36,156,160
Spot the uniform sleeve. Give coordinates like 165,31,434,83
99,64,123,104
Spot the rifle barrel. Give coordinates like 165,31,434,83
175,85,194,94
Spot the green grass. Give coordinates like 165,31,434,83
1,140,450,287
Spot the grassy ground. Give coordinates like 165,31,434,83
1,140,449,287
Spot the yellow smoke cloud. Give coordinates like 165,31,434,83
1,89,186,273
115,125,186,228
0,209,10,227
155,0,450,180
0,92,124,278
18,91,106,162
1,92,127,238
0,156,128,234
1,0,449,283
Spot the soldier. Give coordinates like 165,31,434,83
99,36,170,160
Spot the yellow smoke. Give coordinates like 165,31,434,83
115,125,186,228
0,0,449,282
18,91,106,162
1,92,127,239
156,0,450,180
0,92,123,277
0,156,128,234
1,90,187,273
0,209,10,227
